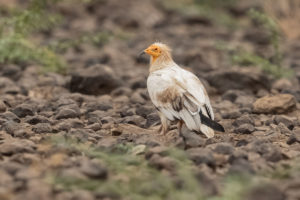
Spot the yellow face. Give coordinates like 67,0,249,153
144,44,162,58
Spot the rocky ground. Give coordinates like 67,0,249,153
0,0,300,200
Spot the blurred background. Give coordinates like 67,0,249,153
0,0,300,200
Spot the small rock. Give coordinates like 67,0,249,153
233,115,255,127
145,146,168,159
3,121,22,136
0,139,36,155
0,111,20,123
111,127,122,136
228,159,254,175
206,68,270,94
148,154,176,171
251,140,283,162
221,109,241,119
145,113,159,128
55,119,84,132
213,143,234,155
80,160,107,179
135,105,154,118
131,145,146,155
122,115,146,127
70,64,122,95
130,91,146,104
253,94,296,114
273,115,294,130
56,108,80,119
181,126,206,148
277,123,292,135
25,115,50,125
32,123,52,134
0,101,7,113
286,133,299,145
235,124,255,134
273,78,293,91
186,148,216,168
12,104,34,118
222,90,242,102
246,184,285,200
287,129,300,145
111,87,132,97
97,137,118,149
86,123,102,131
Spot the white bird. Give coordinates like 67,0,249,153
142,42,224,138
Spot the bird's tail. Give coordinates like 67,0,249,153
200,124,214,138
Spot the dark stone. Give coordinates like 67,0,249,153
135,105,154,118
120,107,135,117
145,147,168,160
80,160,108,179
84,101,112,112
0,101,7,113
186,148,216,168
250,140,283,162
0,64,21,81
148,154,176,171
32,123,52,134
273,115,294,130
206,69,270,94
86,123,102,131
111,87,132,97
213,142,234,155
236,139,249,147
54,119,84,132
221,109,241,119
246,184,285,200
0,139,36,155
129,77,147,89
235,124,255,134
228,150,248,164
145,113,160,128
3,121,23,136
222,90,243,102
0,111,20,123
233,115,255,127
25,115,50,125
181,127,206,148
195,171,218,196
12,104,34,118
121,115,146,127
286,134,299,145
70,64,122,95
228,159,255,175
56,108,80,119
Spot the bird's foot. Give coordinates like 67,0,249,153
158,125,168,135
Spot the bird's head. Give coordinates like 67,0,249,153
142,42,172,63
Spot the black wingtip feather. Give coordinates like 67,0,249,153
199,111,225,132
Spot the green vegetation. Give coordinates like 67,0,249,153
45,135,279,200
216,9,293,79
160,0,238,29
0,0,66,73
0,0,111,73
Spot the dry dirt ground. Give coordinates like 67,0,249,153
0,0,300,200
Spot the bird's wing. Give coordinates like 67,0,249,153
177,68,214,120
147,66,220,138
147,68,181,121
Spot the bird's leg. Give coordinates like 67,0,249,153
177,120,184,137
158,113,169,135
177,120,187,149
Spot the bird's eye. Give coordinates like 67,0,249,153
154,48,158,51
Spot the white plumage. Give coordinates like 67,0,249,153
143,42,224,138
